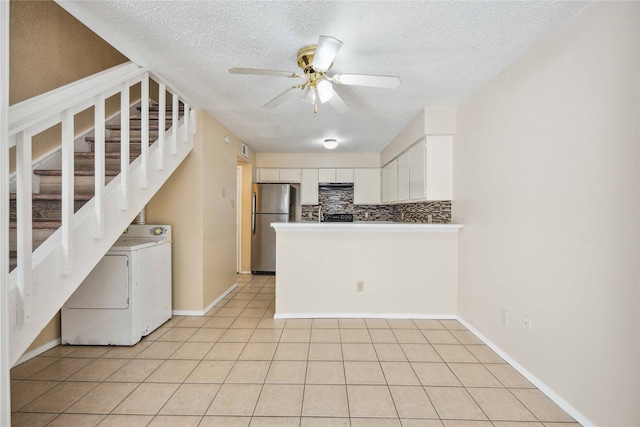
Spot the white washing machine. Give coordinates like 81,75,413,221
62,225,172,345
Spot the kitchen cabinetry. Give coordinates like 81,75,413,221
424,135,453,200
381,160,398,203
397,151,410,202
318,168,354,183
353,168,381,205
300,169,319,205
256,168,301,183
409,140,426,200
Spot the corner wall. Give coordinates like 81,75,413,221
453,3,639,425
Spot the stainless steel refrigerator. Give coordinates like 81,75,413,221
251,183,296,274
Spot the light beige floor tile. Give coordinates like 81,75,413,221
280,328,311,342
308,343,342,361
306,361,345,384
342,343,378,361
10,356,60,379
257,318,287,329
157,327,199,342
106,359,163,382
312,318,340,328
205,342,246,360
411,362,461,386
176,316,211,328
413,320,446,330
144,327,170,341
204,317,236,329
465,345,506,364
422,330,460,344
185,360,234,383
225,300,250,309
67,347,110,359
148,415,202,426
492,422,543,426
374,343,407,361
468,388,537,421
425,386,487,420
231,317,261,328
66,382,137,414
164,316,187,327
102,341,151,359
249,328,283,343
301,417,349,426
254,384,304,416
112,383,179,415
28,357,94,381
240,308,267,317
219,329,255,343
340,329,371,343
136,341,182,359
274,342,309,360
441,421,492,427
170,342,214,359
159,383,220,415
11,379,59,410
365,318,390,329
369,329,398,343
188,328,225,342
226,360,270,383
389,385,438,418
67,358,128,381
246,300,271,308
345,361,386,384
206,383,262,416
249,416,300,427
393,329,429,344
199,415,251,426
387,319,418,329
285,319,313,328
510,389,576,422
45,413,105,427
401,344,443,362
450,330,484,345
217,307,244,317
239,342,278,360
440,320,467,330
541,423,580,427
485,364,535,388
265,360,307,384
339,318,367,328
448,363,503,387
380,361,420,385
347,385,398,417
10,412,57,427
433,344,479,362
401,419,444,427
20,382,97,413
350,418,401,426
302,384,349,417
311,328,341,343
41,346,79,357
94,414,154,426
145,359,198,383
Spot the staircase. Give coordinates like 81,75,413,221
4,62,195,366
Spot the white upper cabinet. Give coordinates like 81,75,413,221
353,168,381,205
278,168,301,183
256,168,301,183
300,169,319,205
425,135,453,200
381,160,398,203
409,139,426,200
396,151,410,202
318,168,354,183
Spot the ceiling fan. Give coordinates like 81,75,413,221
229,36,401,114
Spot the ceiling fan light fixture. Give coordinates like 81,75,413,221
316,78,334,104
323,138,338,150
303,86,317,105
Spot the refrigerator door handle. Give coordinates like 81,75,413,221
251,192,256,235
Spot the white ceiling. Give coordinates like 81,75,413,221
56,1,585,154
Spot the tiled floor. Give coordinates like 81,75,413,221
11,274,581,426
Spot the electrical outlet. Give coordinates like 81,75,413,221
523,315,532,332
364,212,369,218
501,309,509,326
357,281,364,292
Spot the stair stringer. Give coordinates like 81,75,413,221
8,117,193,366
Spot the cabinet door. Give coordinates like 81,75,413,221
354,168,381,205
425,135,453,200
336,168,354,183
279,168,301,183
318,168,336,183
397,151,410,202
409,140,426,201
381,160,398,203
300,169,319,205
257,168,280,182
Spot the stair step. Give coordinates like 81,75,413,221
10,218,61,229
34,168,120,177
85,135,153,144
106,122,171,131
74,151,139,168
10,192,94,221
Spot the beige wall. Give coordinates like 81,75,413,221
256,152,381,169
454,3,639,425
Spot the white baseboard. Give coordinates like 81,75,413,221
13,338,61,367
274,313,457,320
456,316,593,427
172,283,238,316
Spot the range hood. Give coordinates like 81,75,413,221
318,182,354,189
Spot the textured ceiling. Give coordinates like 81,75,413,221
56,1,585,153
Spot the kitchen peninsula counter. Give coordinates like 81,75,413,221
271,222,463,319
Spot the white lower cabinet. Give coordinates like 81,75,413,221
300,169,319,205
353,168,381,205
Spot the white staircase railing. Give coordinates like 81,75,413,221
4,61,195,367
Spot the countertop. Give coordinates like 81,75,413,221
271,222,463,232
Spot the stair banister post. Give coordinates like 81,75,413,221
94,94,106,237
120,83,130,209
16,130,33,323
183,103,190,143
140,73,149,188
61,110,75,275
171,92,178,155
158,83,166,170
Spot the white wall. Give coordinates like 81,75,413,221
454,3,639,426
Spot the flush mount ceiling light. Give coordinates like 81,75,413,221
323,138,338,149
229,35,401,114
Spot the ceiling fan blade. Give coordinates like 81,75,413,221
229,68,301,78
263,86,301,109
313,36,343,71
332,73,401,89
327,89,350,114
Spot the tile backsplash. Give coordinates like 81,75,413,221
300,187,451,223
